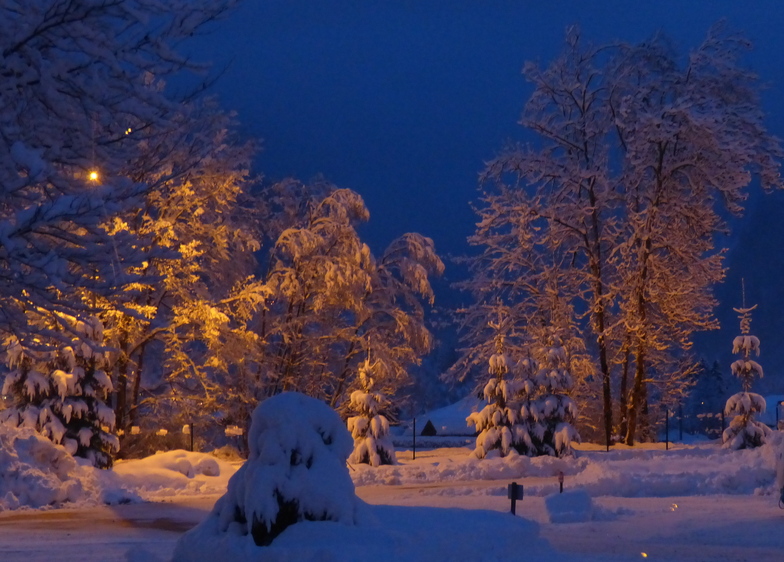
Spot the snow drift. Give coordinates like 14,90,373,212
0,424,123,509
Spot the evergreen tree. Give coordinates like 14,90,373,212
467,329,526,459
526,333,580,456
346,358,396,467
722,303,771,450
1,315,118,468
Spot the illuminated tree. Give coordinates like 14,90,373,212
347,358,396,466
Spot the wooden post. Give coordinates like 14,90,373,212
665,406,669,451
412,417,416,460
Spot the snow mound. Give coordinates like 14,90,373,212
175,503,560,562
545,489,593,523
174,392,361,558
0,424,129,510
112,449,236,499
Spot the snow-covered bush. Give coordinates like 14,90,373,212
1,316,119,468
723,305,771,450
467,338,527,458
347,359,396,466
174,392,360,557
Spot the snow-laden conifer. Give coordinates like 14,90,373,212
467,334,525,458
525,334,580,456
1,315,118,468
346,358,396,466
722,304,770,450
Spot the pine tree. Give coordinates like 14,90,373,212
1,314,118,468
467,329,526,459
527,333,580,456
347,358,396,467
722,303,771,450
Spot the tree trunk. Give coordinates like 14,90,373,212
129,342,147,426
625,342,646,445
115,343,128,431
639,380,651,442
619,338,631,440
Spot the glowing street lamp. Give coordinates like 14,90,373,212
88,170,100,182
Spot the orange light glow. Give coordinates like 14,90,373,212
88,170,99,182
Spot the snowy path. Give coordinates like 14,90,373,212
1,490,782,561
0,496,218,561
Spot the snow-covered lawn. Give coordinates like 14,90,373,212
1,437,783,561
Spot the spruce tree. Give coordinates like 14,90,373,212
722,303,770,450
346,358,396,466
529,334,580,456
467,334,526,458
1,315,119,468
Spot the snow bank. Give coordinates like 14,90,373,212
0,424,133,510
545,489,593,523
111,449,237,499
354,439,784,499
352,447,587,487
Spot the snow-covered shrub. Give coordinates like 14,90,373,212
467,338,527,458
174,392,360,557
723,305,771,450
1,316,119,468
347,359,396,466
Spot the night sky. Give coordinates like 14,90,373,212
188,0,784,391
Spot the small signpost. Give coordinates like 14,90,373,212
507,481,524,515
558,471,564,494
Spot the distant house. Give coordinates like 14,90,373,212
755,395,784,429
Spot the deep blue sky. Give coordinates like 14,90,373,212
189,0,784,391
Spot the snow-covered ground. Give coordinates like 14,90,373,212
1,436,784,561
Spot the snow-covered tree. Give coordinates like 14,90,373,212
174,392,359,555
470,24,782,447
467,328,526,459
346,358,396,466
525,334,580,456
1,314,118,468
0,1,247,443
252,181,442,413
723,304,771,450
